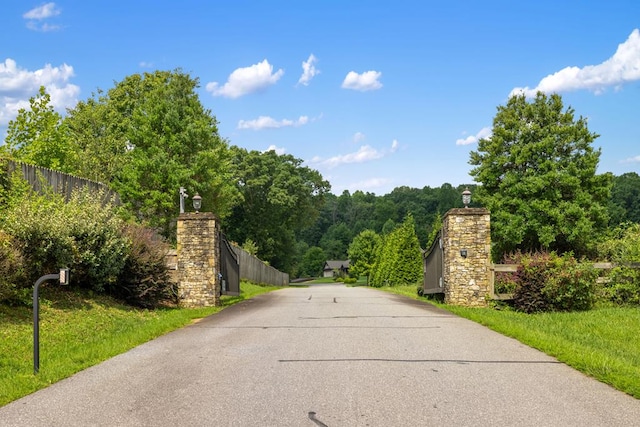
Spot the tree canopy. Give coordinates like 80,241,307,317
299,246,327,277
5,77,638,280
2,86,76,173
347,229,381,284
469,92,611,259
608,172,640,226
65,70,239,238
223,147,330,273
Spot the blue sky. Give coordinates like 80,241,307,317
1,1,639,196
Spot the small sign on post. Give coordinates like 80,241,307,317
59,268,70,285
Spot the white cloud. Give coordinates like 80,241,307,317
341,70,383,91
237,115,309,130
297,54,319,86
26,21,61,32
510,29,640,98
139,61,154,68
348,177,392,192
318,145,383,168
23,2,60,19
313,140,398,169
621,155,640,164
0,58,79,125
206,59,284,98
353,132,366,143
391,139,399,152
264,145,286,155
456,127,492,146
23,2,62,32
0,98,29,128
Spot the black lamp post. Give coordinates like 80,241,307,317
34,269,70,374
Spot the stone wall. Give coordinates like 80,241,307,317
176,212,221,307
442,208,491,307
165,249,178,285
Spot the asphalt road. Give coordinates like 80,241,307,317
1,284,638,426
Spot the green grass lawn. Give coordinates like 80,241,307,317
0,282,280,407
302,276,368,285
304,276,337,284
381,284,640,399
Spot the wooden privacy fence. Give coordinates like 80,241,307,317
166,240,289,290
232,246,290,287
4,160,118,203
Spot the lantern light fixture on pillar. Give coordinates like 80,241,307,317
462,187,471,208
192,193,202,213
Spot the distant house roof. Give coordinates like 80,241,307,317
324,260,350,271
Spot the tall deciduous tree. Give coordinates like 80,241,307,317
319,222,352,259
300,246,327,277
65,70,239,239
347,229,381,284
609,172,640,226
224,147,330,273
469,92,611,259
2,86,76,172
65,91,129,183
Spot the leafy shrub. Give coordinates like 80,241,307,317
113,223,174,308
597,223,640,305
1,187,128,293
0,231,27,305
494,253,520,294
494,272,518,294
0,173,174,308
543,255,597,311
599,267,640,305
1,188,75,285
63,190,129,291
511,252,554,313
343,277,357,284
509,251,597,313
241,239,259,256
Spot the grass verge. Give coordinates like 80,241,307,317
0,281,280,407
379,284,640,399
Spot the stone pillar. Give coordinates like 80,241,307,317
442,208,491,307
176,212,221,307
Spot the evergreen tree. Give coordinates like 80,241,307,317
370,214,422,287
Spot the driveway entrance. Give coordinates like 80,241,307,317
1,284,638,426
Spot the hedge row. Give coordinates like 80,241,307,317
497,246,640,313
0,175,173,308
